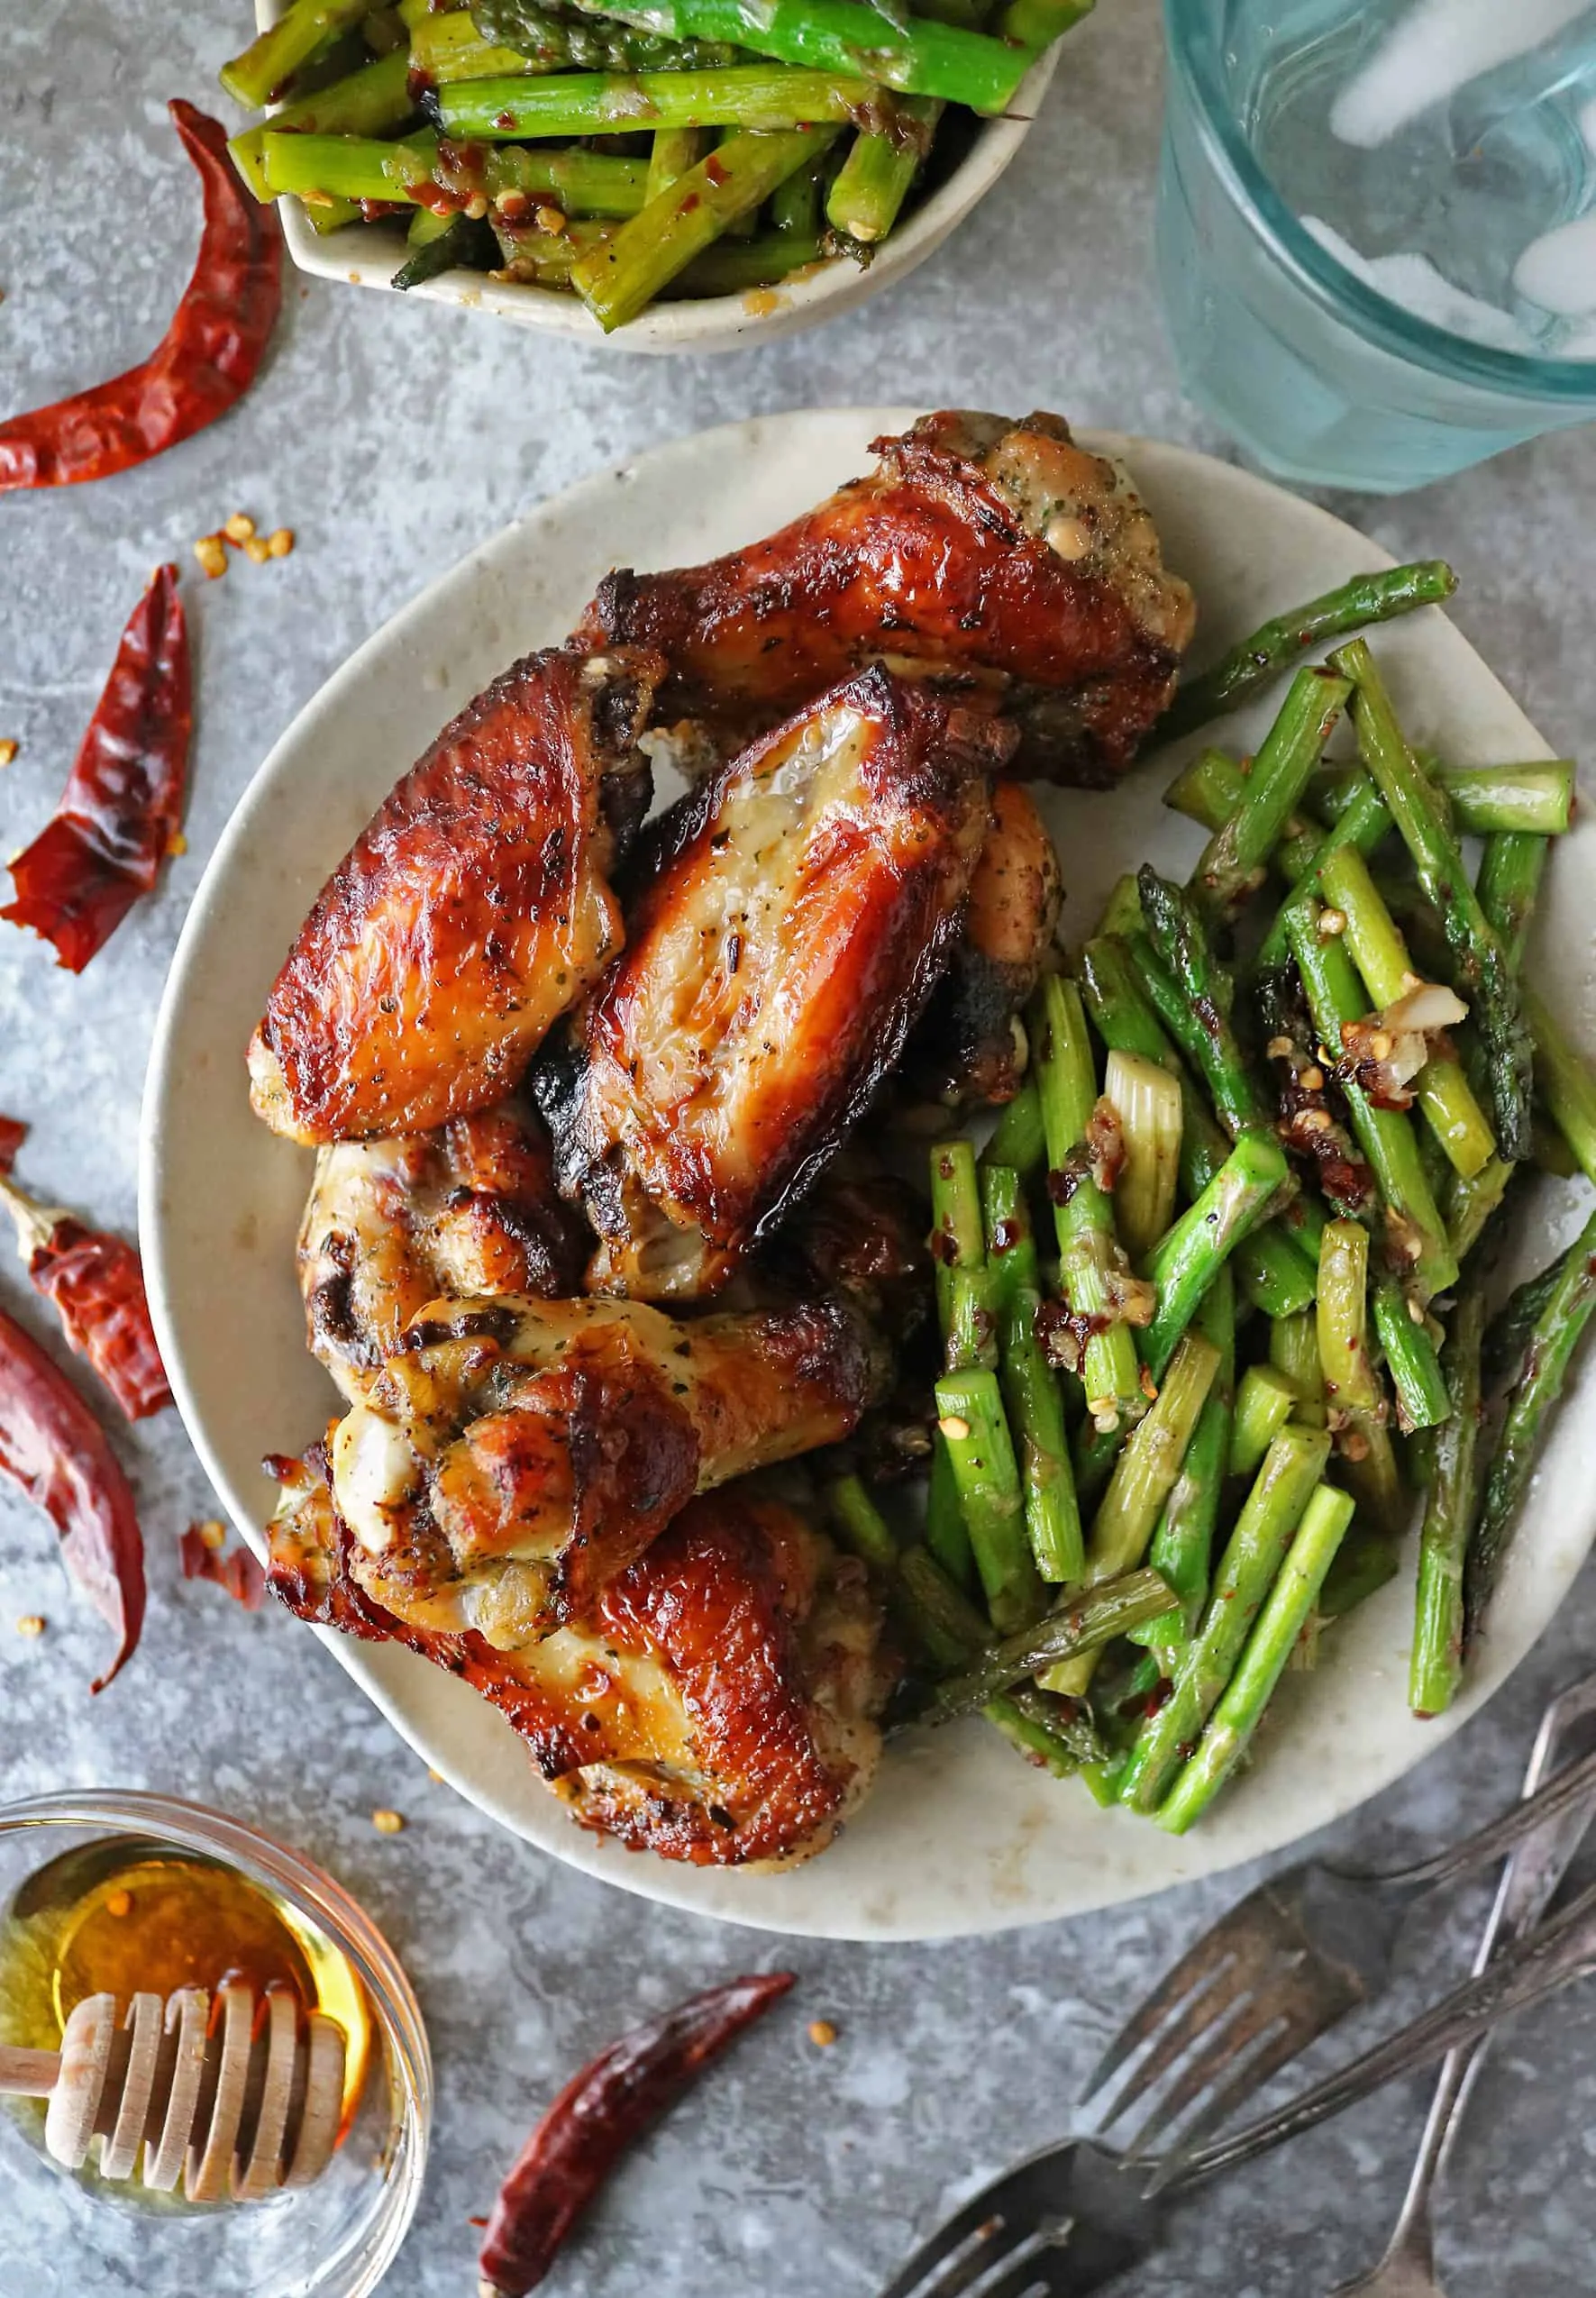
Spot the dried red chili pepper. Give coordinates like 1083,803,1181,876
478,1973,795,2297
179,1523,267,1610
0,1117,25,1175
0,102,282,491
0,1173,171,1419
2,561,191,971
0,1303,146,1690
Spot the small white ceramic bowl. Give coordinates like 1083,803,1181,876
264,23,1059,352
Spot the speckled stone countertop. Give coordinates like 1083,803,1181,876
5,1,1596,2290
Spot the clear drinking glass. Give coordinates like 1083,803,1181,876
0,1792,431,2298
1158,0,1596,491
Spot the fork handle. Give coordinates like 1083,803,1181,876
1382,1670,1596,2261
1163,1871,1596,2190
1352,1738,1596,1894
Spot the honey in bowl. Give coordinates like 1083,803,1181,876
0,1837,371,2194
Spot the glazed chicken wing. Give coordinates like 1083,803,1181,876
900,780,1062,1110
536,666,1010,1300
297,1096,590,1406
575,410,1195,784
248,646,661,1144
324,1290,882,1644
269,1459,893,1868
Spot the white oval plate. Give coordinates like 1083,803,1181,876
141,409,1596,1940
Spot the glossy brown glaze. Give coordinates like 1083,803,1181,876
575,410,1195,784
268,1461,891,1868
297,1095,590,1405
322,1290,881,1645
248,647,661,1144
902,779,1062,1108
539,666,1007,1299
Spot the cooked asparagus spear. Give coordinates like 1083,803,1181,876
440,66,867,134
1332,638,1534,1161
1409,1278,1486,1719
1079,937,1317,1316
981,1076,1045,1181
1156,1482,1355,1832
1482,1245,1572,1383
647,123,711,198
991,0,1094,41
530,0,1036,107
221,0,376,109
1523,985,1596,1189
1428,761,1574,837
1141,1130,1291,1382
1373,1274,1450,1430
1316,1217,1379,1414
1032,975,1145,1428
473,0,748,67
228,50,415,201
260,130,440,202
572,123,835,327
1130,1269,1236,1645
935,1370,1045,1633
1270,1308,1327,1423
1163,745,1245,833
1464,1204,1596,1643
1162,561,1456,740
825,96,937,241
1117,1423,1333,1812
1135,870,1271,1138
1318,844,1494,1180
931,1568,1176,1719
1191,667,1351,916
1227,1363,1298,1481
1476,832,1547,976
1284,898,1458,1301
982,1165,1084,1584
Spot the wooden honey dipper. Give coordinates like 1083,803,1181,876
0,1979,346,2200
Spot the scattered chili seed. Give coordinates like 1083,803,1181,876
807,2020,837,2047
14,1614,45,1638
937,1414,970,1441
267,526,294,559
534,205,566,234
465,193,489,220
372,1808,406,1835
194,533,228,579
1318,907,1347,937
105,1888,133,1918
167,829,187,856
243,535,271,564
0,740,16,769
196,1518,227,1551
223,511,255,543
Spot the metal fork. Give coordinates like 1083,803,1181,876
1328,1670,1596,2297
1081,1727,1596,2157
875,1862,1596,2298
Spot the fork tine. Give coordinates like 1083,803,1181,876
966,2245,1057,2298
1126,1983,1298,2153
919,2221,1043,2298
873,2175,1028,2298
1094,1947,1255,2131
1081,1910,1255,2104
1144,2008,1328,2182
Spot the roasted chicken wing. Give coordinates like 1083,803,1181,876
248,646,661,1144
536,666,1010,1300
269,1456,893,1868
901,780,1062,1110
575,410,1195,784
297,1096,590,1406
324,1290,882,1644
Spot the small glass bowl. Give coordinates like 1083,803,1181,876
0,1791,430,2298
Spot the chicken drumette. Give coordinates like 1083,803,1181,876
269,1456,892,1868
576,410,1195,784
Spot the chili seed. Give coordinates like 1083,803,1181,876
371,1808,406,1835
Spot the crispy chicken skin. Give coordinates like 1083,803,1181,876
536,666,1010,1300
902,780,1062,1109
297,1097,590,1406
325,1290,882,1645
269,1458,893,1868
575,410,1195,784
248,646,661,1145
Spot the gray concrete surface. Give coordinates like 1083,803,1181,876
4,0,1596,2289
